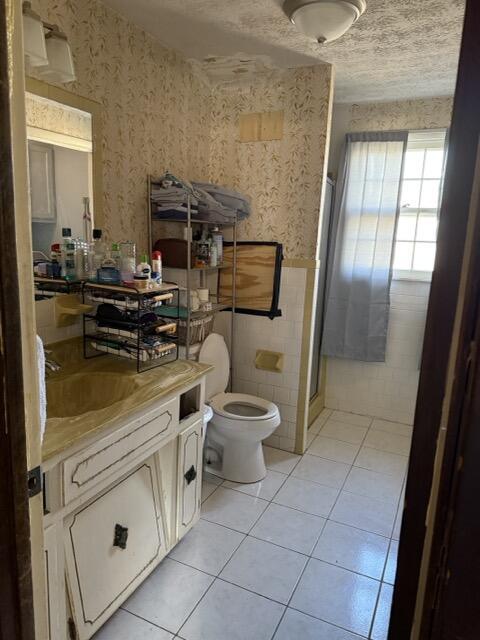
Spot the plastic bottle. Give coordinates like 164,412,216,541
50,243,62,278
111,243,121,270
74,238,89,279
119,241,136,282
211,227,223,265
89,229,105,280
152,251,162,284
197,229,210,266
136,254,152,280
61,228,77,280
209,237,218,267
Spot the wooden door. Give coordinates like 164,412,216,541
0,0,48,638
389,1,480,638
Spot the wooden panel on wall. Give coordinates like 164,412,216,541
219,243,279,312
239,111,284,142
239,112,261,142
261,110,284,141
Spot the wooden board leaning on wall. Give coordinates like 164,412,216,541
219,242,283,318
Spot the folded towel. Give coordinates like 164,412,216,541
36,335,46,442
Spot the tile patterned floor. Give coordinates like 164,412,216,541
94,409,411,639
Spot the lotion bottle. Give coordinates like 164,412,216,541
152,251,162,284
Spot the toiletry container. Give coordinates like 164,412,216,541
119,241,136,281
61,228,77,280
89,229,106,280
152,251,162,283
136,254,152,280
211,227,223,264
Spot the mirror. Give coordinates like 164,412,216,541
25,78,103,264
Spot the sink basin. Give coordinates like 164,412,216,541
46,372,140,419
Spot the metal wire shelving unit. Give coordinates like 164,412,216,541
147,175,237,388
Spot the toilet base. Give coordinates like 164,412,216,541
205,435,267,484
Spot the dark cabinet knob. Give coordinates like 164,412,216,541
113,523,129,549
184,465,197,485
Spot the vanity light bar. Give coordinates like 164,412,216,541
22,1,76,83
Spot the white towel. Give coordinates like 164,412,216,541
36,335,46,442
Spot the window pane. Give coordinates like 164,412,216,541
400,180,421,209
420,179,441,208
423,149,444,179
416,214,438,241
394,241,414,270
413,242,436,271
403,149,424,179
397,213,417,241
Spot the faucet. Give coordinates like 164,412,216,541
44,349,61,374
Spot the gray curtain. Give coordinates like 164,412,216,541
321,131,408,362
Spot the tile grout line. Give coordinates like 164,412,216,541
270,417,371,639
111,413,410,640
117,607,175,636
191,413,410,640
175,526,251,639
366,450,409,639
178,449,307,639
319,414,373,522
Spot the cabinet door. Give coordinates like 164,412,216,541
64,459,166,639
44,524,66,640
28,140,56,222
177,419,203,539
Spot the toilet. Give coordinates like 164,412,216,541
199,333,280,484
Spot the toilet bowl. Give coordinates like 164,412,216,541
199,334,280,483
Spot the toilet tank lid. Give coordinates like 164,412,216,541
199,333,230,400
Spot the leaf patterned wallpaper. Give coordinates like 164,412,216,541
30,0,334,260
31,0,212,253
348,97,453,131
26,93,92,140
329,97,454,176
208,66,333,260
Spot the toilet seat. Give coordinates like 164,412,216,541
210,392,278,422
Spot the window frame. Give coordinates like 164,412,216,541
392,129,447,282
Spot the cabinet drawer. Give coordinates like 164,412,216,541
63,397,177,504
177,419,203,539
65,460,166,639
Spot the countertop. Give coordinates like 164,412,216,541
42,337,212,461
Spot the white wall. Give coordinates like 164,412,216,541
325,279,429,425
214,265,307,452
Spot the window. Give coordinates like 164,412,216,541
393,130,447,278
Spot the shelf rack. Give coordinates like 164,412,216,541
82,281,180,373
148,175,237,387
34,276,83,300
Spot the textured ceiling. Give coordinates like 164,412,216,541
102,0,464,103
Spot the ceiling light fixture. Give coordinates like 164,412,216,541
283,0,366,44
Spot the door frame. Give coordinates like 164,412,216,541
0,0,48,638
389,0,480,637
0,1,36,638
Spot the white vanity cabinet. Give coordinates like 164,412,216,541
177,420,203,539
42,378,205,640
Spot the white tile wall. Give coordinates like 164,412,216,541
325,280,430,425
35,296,83,345
214,266,307,452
